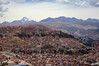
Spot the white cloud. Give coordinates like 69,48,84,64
12,0,26,3
96,2,99,5
0,0,9,5
0,13,3,17
56,0,89,6
89,0,99,7
0,0,10,17
56,0,99,7
56,0,69,2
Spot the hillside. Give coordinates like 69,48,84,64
0,26,88,53
0,26,99,66
39,17,99,42
0,16,99,44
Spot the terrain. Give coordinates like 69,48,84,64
0,16,99,45
0,26,98,66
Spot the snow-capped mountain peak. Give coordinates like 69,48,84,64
21,17,29,23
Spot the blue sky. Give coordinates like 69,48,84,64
0,0,99,23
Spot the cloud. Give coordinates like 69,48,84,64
5,0,99,7
89,0,99,7
0,0,10,17
56,0,89,6
0,0,99,18
0,7,8,12
96,2,99,5
25,0,99,7
0,13,3,17
12,0,26,3
11,0,46,3
0,0,9,5
56,0,99,7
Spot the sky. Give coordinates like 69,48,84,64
0,0,99,23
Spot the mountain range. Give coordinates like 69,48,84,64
0,16,99,44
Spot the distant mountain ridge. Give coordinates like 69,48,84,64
0,16,99,44
40,16,83,23
0,16,99,25
0,17,36,26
